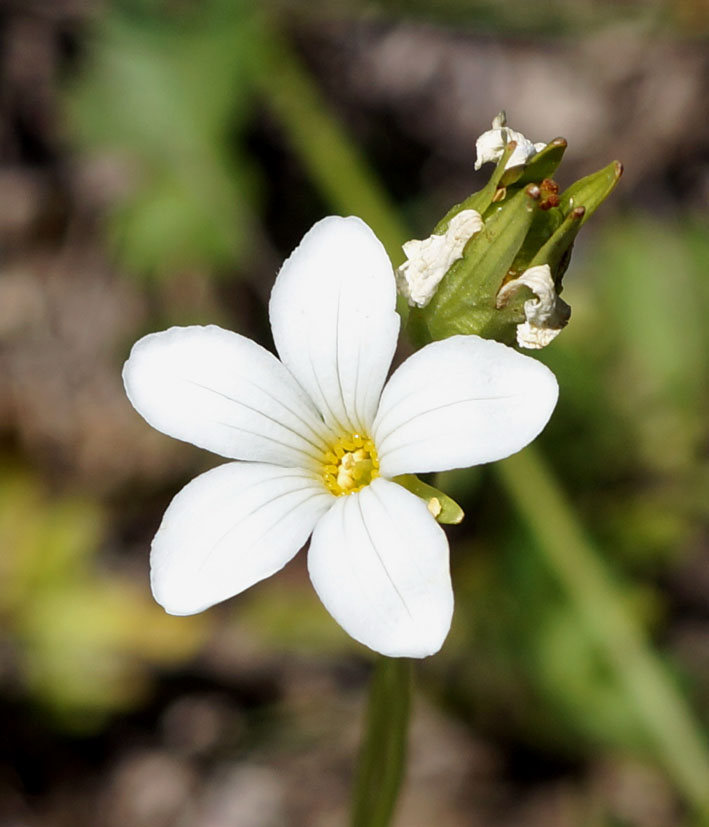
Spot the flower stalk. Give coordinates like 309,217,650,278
351,657,412,827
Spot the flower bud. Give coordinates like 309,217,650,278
402,118,623,349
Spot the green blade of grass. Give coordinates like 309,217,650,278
496,446,709,819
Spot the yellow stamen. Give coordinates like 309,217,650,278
321,433,379,496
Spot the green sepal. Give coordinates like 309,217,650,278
506,206,564,277
393,475,464,525
495,205,587,326
559,160,623,227
416,184,540,343
433,141,518,235
507,138,568,188
529,205,586,288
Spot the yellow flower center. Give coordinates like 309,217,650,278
321,433,379,496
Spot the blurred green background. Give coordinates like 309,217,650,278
0,0,707,824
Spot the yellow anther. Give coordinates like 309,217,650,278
321,433,379,496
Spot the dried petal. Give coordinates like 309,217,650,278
497,264,571,349
396,210,483,308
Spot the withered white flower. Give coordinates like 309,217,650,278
497,263,571,350
396,209,483,308
475,112,546,171
123,217,558,658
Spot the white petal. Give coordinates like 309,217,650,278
373,335,558,476
123,325,330,466
269,216,400,435
151,462,333,615
307,478,453,658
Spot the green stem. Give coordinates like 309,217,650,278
255,25,409,266
496,447,709,820
351,657,412,827
255,24,709,821
254,23,411,322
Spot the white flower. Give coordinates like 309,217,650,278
396,209,483,308
123,217,558,658
475,112,546,171
496,263,571,350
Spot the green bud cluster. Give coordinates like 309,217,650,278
408,138,623,347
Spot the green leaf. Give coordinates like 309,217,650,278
66,5,263,279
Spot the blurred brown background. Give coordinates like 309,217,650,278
0,0,708,825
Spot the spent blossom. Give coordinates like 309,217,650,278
475,112,546,171
396,209,483,308
496,263,571,349
123,217,558,658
